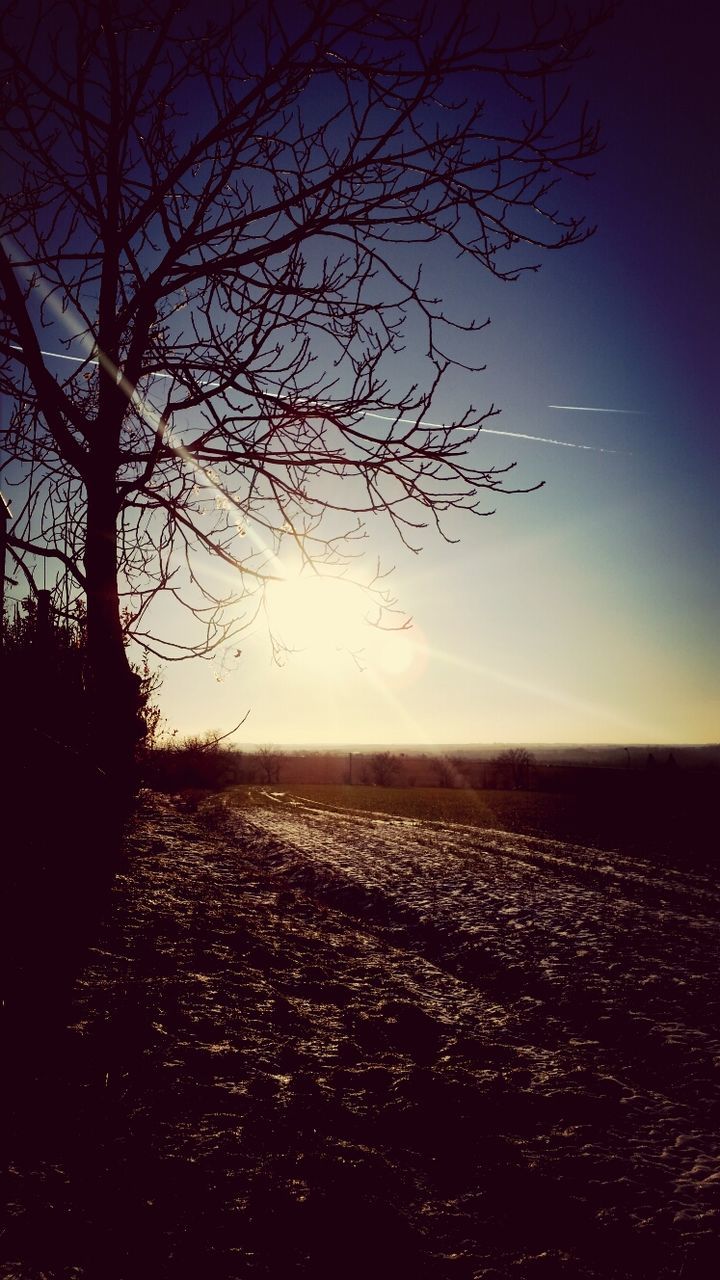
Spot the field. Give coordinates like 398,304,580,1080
226,782,550,827
2,785,718,1278
224,780,715,867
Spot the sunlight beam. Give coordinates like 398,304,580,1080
418,642,670,739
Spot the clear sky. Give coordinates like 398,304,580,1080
153,0,718,747
4,2,718,747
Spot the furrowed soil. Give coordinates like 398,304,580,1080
1,787,718,1279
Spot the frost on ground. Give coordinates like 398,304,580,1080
2,789,718,1279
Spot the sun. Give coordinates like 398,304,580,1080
266,572,422,678
268,574,364,652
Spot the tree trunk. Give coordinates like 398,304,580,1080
84,474,141,781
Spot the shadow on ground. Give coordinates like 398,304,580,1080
1,790,718,1279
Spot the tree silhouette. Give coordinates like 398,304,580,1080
369,751,400,787
492,747,535,790
0,0,607,771
2,590,159,757
257,746,284,785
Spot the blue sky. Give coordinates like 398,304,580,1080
155,1,718,746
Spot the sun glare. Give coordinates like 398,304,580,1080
268,575,362,650
267,573,422,680
364,627,421,678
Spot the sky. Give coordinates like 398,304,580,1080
152,0,718,747
4,1,718,747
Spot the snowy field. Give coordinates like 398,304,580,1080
2,789,718,1278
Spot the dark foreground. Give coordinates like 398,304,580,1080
1,790,718,1278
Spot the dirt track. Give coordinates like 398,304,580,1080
2,790,718,1278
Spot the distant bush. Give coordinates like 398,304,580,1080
145,735,253,791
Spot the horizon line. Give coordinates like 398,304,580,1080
207,739,717,750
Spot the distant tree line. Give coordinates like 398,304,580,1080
145,744,543,792
146,740,286,792
143,737,709,797
356,748,536,790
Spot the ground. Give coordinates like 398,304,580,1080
1,787,718,1278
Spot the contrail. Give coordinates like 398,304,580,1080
15,346,91,363
9,342,219,384
549,404,645,415
363,411,623,454
9,346,622,452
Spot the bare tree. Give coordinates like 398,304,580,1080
492,747,535,790
256,746,283,785
369,751,400,787
0,0,607,771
